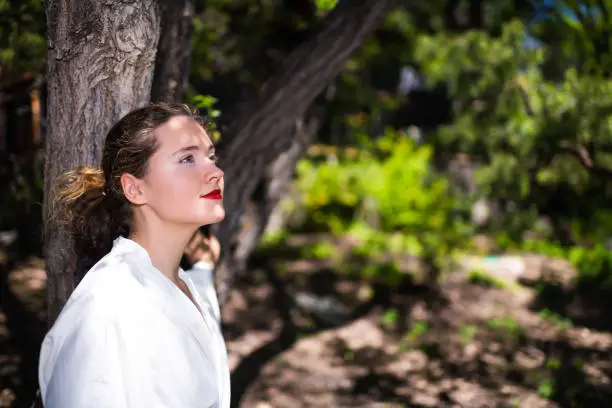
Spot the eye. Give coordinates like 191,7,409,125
180,154,195,164
209,153,218,163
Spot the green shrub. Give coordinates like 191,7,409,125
501,234,612,288
297,129,453,234
567,244,612,287
294,129,472,277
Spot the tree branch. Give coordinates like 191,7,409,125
559,140,612,179
211,0,397,303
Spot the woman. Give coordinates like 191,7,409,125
38,103,230,408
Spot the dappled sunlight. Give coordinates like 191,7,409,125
221,238,612,406
4,0,612,407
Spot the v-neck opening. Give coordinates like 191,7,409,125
178,273,210,325
177,277,204,318
113,236,210,326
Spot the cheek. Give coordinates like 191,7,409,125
149,166,200,203
169,169,202,197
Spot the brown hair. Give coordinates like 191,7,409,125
49,103,205,277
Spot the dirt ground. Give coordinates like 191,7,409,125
1,236,611,408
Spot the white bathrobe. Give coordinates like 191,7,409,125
38,236,231,408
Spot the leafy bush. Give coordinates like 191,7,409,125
414,19,612,244
294,129,471,272
500,234,612,287
567,244,612,287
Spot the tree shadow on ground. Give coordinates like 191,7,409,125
228,259,445,408
0,241,46,408
341,311,612,408
532,337,612,407
1,155,46,407
350,371,418,406
517,264,612,405
229,252,612,408
522,275,612,333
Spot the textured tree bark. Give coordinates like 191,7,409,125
212,0,397,303
150,0,194,102
43,0,161,325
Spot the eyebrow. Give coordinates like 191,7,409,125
173,144,215,156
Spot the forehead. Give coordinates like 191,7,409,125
154,115,212,150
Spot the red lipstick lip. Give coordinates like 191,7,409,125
202,189,222,200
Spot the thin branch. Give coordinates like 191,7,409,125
559,140,612,179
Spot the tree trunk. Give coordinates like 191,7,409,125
43,0,161,325
150,0,195,102
212,0,397,303
232,108,324,271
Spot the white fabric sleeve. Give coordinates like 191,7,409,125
184,261,221,324
40,306,146,408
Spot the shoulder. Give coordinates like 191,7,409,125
39,253,149,378
47,251,148,336
73,253,144,309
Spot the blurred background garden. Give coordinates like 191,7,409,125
1,0,612,407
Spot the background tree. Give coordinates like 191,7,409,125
209,0,397,302
151,0,195,103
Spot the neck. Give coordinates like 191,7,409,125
129,217,196,283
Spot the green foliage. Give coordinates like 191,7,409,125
467,269,508,289
0,0,46,79
314,0,337,12
300,240,336,260
189,0,326,99
567,244,612,287
292,129,475,284
530,1,612,76
537,377,556,399
414,17,612,244
394,318,430,353
501,234,612,287
537,308,573,330
191,94,222,141
404,319,428,341
485,316,525,343
458,324,478,345
295,129,471,272
380,307,399,328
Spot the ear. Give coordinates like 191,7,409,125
120,173,148,205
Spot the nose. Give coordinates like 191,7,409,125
205,163,224,184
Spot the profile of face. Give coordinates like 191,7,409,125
122,115,225,228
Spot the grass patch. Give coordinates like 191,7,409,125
537,308,573,330
458,324,478,345
485,316,525,343
468,268,508,289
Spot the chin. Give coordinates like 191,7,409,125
210,208,226,223
199,206,226,226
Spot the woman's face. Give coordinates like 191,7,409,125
140,115,225,228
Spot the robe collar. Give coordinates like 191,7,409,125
110,236,216,364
